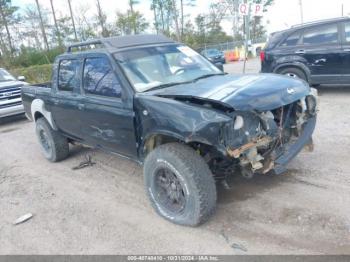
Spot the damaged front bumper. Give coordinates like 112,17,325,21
226,116,316,175
272,116,316,174
223,89,318,176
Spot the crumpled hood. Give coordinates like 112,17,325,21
147,74,311,111
0,80,27,89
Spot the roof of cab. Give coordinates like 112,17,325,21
271,17,350,35
66,34,176,53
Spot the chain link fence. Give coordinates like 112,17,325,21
198,37,267,52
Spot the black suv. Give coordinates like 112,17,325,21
261,17,350,86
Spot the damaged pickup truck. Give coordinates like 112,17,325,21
21,35,318,226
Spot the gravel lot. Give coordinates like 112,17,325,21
0,58,349,254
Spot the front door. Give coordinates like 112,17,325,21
79,55,138,158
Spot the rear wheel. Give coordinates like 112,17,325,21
35,118,69,162
143,143,217,226
279,67,307,82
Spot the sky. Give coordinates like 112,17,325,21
11,0,350,36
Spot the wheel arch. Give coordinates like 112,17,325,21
140,131,217,161
31,99,58,130
273,62,311,82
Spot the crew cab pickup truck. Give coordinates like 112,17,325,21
0,68,27,118
22,35,318,226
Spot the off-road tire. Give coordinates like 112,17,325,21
143,142,217,226
279,67,307,82
35,118,69,162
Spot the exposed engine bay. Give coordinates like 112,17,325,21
200,89,318,179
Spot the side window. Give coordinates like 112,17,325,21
280,31,301,47
302,24,338,45
345,22,350,42
83,57,122,98
58,59,80,92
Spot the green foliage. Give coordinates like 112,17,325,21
10,64,52,83
0,0,274,77
116,10,149,35
0,46,64,69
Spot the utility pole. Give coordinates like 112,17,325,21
35,0,50,51
67,0,78,41
342,3,344,16
243,0,251,74
299,0,304,24
50,0,62,47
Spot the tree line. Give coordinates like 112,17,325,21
0,0,273,69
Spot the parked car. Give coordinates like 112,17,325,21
261,17,350,85
22,35,318,226
0,68,27,118
201,48,226,64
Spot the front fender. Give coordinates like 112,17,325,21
134,95,232,157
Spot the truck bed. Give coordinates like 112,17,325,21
21,83,52,120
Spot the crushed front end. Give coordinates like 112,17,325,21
221,88,318,177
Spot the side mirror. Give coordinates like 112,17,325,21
18,76,26,81
214,62,224,72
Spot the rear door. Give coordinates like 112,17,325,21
299,23,342,83
79,54,138,158
49,58,84,139
340,21,350,82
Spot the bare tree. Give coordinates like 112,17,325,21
74,4,96,41
67,0,78,41
151,0,158,33
95,0,109,37
180,0,195,39
171,0,180,41
128,0,139,34
50,0,62,46
23,5,43,49
0,0,18,53
34,0,49,50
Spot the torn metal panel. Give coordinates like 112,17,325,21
135,94,232,157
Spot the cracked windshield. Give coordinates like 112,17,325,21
114,44,222,92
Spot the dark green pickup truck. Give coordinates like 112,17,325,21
21,35,318,226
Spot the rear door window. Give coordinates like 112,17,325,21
302,24,338,45
265,32,285,49
280,31,301,47
58,59,80,92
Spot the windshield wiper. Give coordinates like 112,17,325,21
192,73,225,82
145,73,225,92
146,81,191,92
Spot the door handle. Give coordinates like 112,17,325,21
295,50,306,54
52,99,59,105
77,103,85,110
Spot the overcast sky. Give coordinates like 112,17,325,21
11,0,350,35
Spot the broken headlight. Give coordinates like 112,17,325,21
306,95,317,115
233,115,244,130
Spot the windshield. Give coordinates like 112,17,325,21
0,69,16,82
114,44,222,92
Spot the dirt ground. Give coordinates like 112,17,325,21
0,59,349,254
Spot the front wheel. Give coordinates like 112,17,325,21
143,143,217,226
